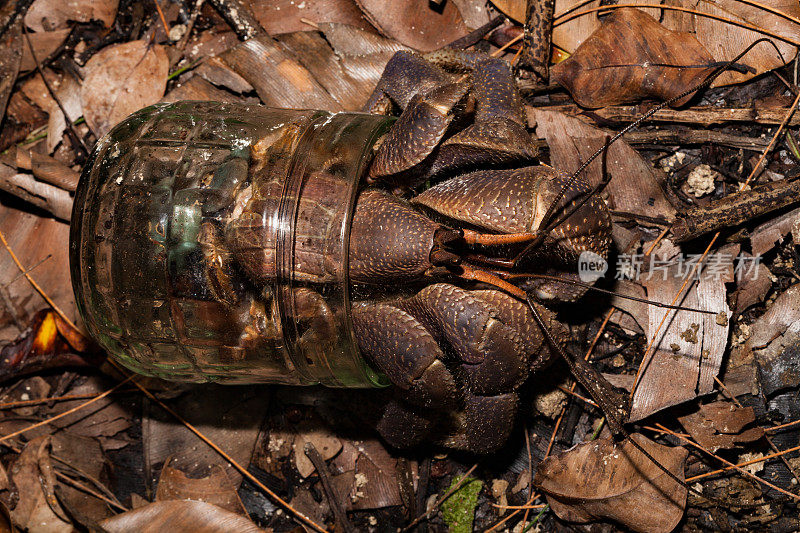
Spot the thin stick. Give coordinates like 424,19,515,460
714,376,800,489
557,384,599,408
686,443,800,482
0,390,135,410
305,442,354,533
22,28,88,157
401,464,478,532
491,503,547,510
446,15,504,50
644,226,670,257
490,34,523,57
523,426,533,525
0,376,133,444
153,0,171,36
0,227,80,333
766,419,800,433
655,423,800,501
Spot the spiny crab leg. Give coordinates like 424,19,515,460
457,263,527,300
461,229,540,246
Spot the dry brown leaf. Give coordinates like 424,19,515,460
44,75,81,154
277,29,386,110
0,164,72,220
532,108,676,221
50,432,113,525
81,40,168,138
678,401,764,452
0,206,75,342
156,463,246,515
629,248,732,421
552,9,715,108
0,376,50,416
161,76,249,104
215,25,406,112
215,35,340,110
9,436,72,533
51,376,132,447
488,0,526,21
535,433,688,532
750,205,800,256
733,251,772,314
99,500,265,533
19,29,70,73
144,386,268,488
452,0,491,29
353,0,468,51
639,0,800,86
248,0,374,35
25,0,118,32
195,57,254,94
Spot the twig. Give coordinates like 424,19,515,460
685,442,800,482
656,423,800,501
446,15,504,50
205,0,264,40
401,464,477,532
671,178,800,243
0,389,135,410
304,442,353,533
22,27,88,158
539,103,800,127
116,363,328,533
153,0,170,36
523,425,533,525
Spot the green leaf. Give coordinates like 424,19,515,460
441,475,482,533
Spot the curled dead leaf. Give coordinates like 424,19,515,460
678,401,764,453
552,8,715,108
247,0,374,35
156,462,246,515
25,0,118,32
9,436,72,533
353,0,468,51
535,434,688,532
80,40,168,138
645,0,800,86
99,500,265,532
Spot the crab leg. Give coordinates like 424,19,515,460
352,283,564,451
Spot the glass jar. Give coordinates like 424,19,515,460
70,101,393,387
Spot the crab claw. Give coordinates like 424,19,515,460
411,166,612,301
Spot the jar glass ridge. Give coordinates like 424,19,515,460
70,101,393,388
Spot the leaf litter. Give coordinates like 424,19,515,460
0,0,799,531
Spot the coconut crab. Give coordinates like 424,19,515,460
216,48,613,453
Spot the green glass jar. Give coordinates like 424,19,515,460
70,101,392,387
